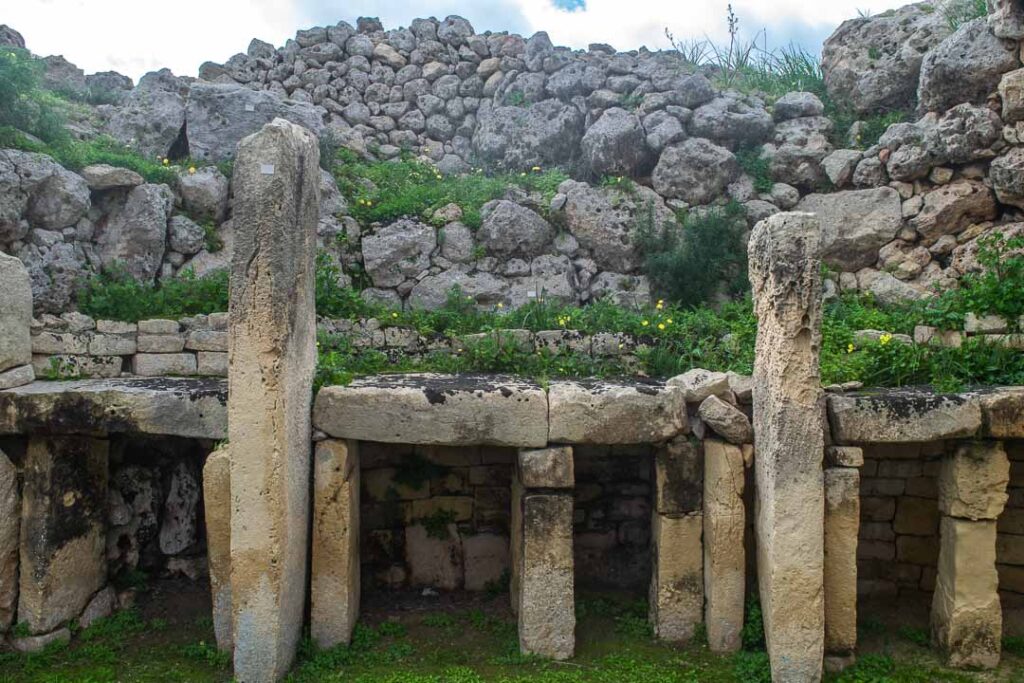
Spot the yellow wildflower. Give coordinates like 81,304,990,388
658,323,665,330
641,320,649,327
496,302,504,309
188,166,196,175
847,343,855,353
162,158,169,166
880,334,892,345
391,312,399,318
531,166,541,172
666,318,673,324
520,172,527,177
655,302,663,310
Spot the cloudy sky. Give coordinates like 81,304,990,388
6,0,909,82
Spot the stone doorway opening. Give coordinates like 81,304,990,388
359,442,513,598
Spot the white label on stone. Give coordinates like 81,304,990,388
527,291,537,299
260,164,275,175
245,103,256,112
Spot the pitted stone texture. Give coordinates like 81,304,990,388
517,493,574,660
93,183,173,283
649,512,703,642
938,442,1010,521
312,440,360,649
978,387,1024,438
315,374,547,447
202,447,232,653
548,379,686,444
703,439,745,653
666,369,730,404
159,459,200,555
654,437,702,515
825,446,864,468
18,437,108,634
0,449,18,631
228,118,319,682
106,69,187,159
0,377,226,439
472,99,585,171
407,523,463,590
0,252,32,374
748,212,825,683
824,468,860,659
931,517,1003,669
652,138,738,206
827,389,982,443
517,446,573,489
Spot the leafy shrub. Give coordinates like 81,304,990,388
0,47,66,144
741,594,765,650
735,145,772,193
635,200,749,308
944,0,989,30
77,266,229,321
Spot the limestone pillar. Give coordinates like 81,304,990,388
18,436,107,634
202,447,232,653
650,436,703,642
513,446,574,660
703,439,745,653
932,441,1009,669
0,252,34,389
228,118,320,682
311,439,360,649
0,448,18,632
823,466,860,671
748,212,825,682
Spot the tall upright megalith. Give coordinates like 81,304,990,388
748,212,825,682
228,118,320,682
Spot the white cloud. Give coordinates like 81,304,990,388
4,0,911,81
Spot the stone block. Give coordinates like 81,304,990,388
654,437,702,515
32,354,123,379
749,212,825,681
931,517,1002,669
824,468,859,658
825,446,863,468
88,333,137,356
228,118,320,682
894,497,940,536
137,319,180,335
314,374,548,447
649,512,703,642
0,364,34,390
828,390,982,443
548,379,688,444
312,440,360,649
698,395,753,445
137,334,185,353
898,536,940,565
406,523,463,590
979,388,1024,439
96,320,137,335
666,369,730,403
31,331,88,355
703,439,744,653
0,449,18,631
197,351,228,376
18,437,108,634
409,496,474,523
518,493,574,659
131,353,197,377
517,446,573,489
202,447,232,653
464,532,510,591
0,253,33,373
362,468,429,501
186,329,229,352
939,442,1010,521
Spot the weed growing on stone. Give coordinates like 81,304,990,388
944,0,989,30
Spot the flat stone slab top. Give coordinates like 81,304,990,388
827,386,1024,444
314,374,688,447
0,377,226,439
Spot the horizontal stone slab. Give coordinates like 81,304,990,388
314,374,549,447
827,388,983,444
0,377,226,439
548,379,687,444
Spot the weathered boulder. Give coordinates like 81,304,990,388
314,374,548,447
910,180,998,244
698,395,753,445
185,82,326,160
361,219,436,288
478,201,552,258
690,96,774,147
0,252,32,374
80,164,144,191
938,442,1010,521
822,2,950,114
93,183,173,282
579,108,652,178
168,215,206,256
0,25,25,49
107,69,188,159
918,18,1020,113
990,0,1024,38
667,369,731,403
652,138,738,206
85,71,134,104
0,150,90,237
990,147,1024,209
773,92,825,121
408,269,508,309
177,167,230,222
547,379,687,444
472,99,585,171
796,188,902,271
41,55,86,98
562,181,675,273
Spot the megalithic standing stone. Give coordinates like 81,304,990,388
748,212,825,682
228,118,320,682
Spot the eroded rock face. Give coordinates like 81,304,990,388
0,252,32,374
478,200,552,258
0,150,90,237
93,183,173,282
822,3,951,114
472,100,585,171
361,219,436,288
918,18,1020,113
796,188,902,271
0,449,18,631
107,69,188,159
579,108,652,178
652,138,738,205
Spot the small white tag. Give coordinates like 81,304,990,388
260,164,275,175
527,291,537,299
245,103,256,112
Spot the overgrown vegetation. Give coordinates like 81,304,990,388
331,149,568,229
78,265,230,321
944,0,989,30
